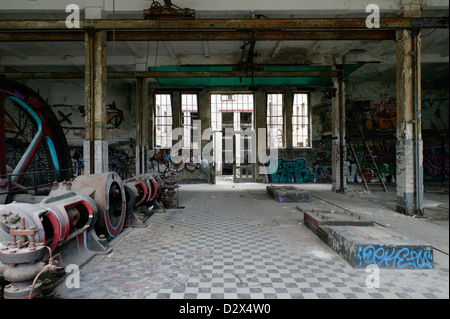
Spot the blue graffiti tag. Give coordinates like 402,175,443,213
270,158,315,183
357,245,433,269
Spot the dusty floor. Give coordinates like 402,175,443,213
52,179,449,299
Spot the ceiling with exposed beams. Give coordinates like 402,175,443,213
0,0,448,89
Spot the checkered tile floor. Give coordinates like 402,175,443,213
54,183,449,299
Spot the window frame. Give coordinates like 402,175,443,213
154,92,173,149
266,92,285,149
180,92,199,150
292,92,312,149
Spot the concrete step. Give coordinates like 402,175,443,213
266,186,310,203
328,225,434,270
303,210,434,270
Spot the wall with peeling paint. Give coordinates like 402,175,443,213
18,79,137,179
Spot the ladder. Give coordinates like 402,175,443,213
345,127,388,192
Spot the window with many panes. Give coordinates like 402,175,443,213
154,93,172,148
292,93,310,148
266,93,284,148
181,93,199,149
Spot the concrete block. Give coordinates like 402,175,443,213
266,186,310,203
328,225,433,269
303,210,373,243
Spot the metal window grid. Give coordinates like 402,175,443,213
293,93,310,148
155,93,173,148
267,93,284,148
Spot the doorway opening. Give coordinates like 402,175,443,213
211,93,255,182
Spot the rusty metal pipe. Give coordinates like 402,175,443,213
28,262,61,299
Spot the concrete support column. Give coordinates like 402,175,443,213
83,28,108,175
254,90,266,180
198,90,212,182
172,91,181,137
198,90,211,146
331,69,347,192
136,77,149,175
395,28,423,215
148,89,154,149
285,90,293,149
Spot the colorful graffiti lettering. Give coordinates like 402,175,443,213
346,142,396,183
357,245,433,269
269,158,315,183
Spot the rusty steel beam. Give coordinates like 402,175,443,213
108,30,396,41
109,70,341,78
0,30,396,42
0,73,85,79
1,70,341,79
0,31,85,42
0,17,447,31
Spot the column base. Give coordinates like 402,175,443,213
396,193,424,216
135,145,148,175
83,140,108,175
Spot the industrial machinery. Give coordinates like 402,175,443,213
0,217,62,299
0,78,72,194
0,79,179,299
143,0,195,19
123,173,160,226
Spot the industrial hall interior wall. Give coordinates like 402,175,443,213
11,74,448,186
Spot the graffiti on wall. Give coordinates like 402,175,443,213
313,166,332,183
346,143,396,182
69,145,135,179
423,147,449,180
148,149,205,178
53,102,126,139
268,158,315,183
346,95,397,131
356,245,433,269
422,98,449,130
312,137,332,166
109,147,135,179
368,94,396,130
355,96,449,131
